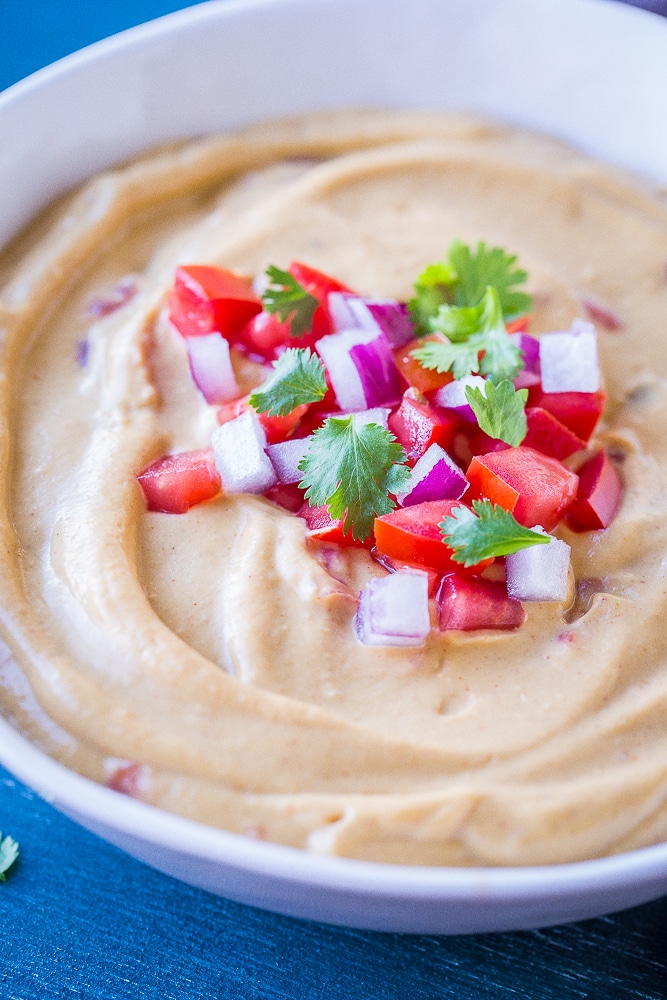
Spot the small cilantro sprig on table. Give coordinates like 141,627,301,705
411,286,523,383
465,379,528,447
261,265,319,338
298,417,411,542
249,348,327,417
0,832,19,880
439,500,550,567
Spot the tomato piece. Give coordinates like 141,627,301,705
298,502,372,548
437,575,525,631
137,449,221,514
523,407,585,460
393,336,454,394
288,261,353,325
526,387,607,442
566,450,623,531
375,500,490,574
168,265,261,339
216,394,308,444
237,310,292,361
264,482,306,513
505,315,531,334
467,447,579,530
388,387,459,463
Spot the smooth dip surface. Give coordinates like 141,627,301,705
1,110,667,866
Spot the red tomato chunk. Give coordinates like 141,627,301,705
566,450,623,531
523,407,585,461
168,265,261,339
389,388,458,464
467,446,579,530
299,502,372,548
437,575,526,631
375,500,490,575
216,394,308,444
137,450,221,514
527,387,606,443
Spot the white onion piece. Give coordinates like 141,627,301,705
266,437,311,484
355,571,430,647
396,444,468,506
433,375,486,422
316,329,402,411
328,293,414,348
505,530,571,602
186,333,240,404
211,410,277,494
510,333,541,389
539,320,600,393
334,407,391,430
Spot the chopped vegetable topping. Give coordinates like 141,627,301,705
412,287,523,382
465,378,528,447
0,832,19,880
261,265,319,338
440,499,551,567
249,348,327,417
298,416,410,541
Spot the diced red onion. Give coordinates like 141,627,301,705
211,409,277,494
186,332,240,404
316,329,402,410
433,375,486,422
511,333,541,389
355,570,430,647
396,444,468,506
328,293,414,347
266,437,311,484
581,297,623,331
539,320,600,393
505,530,571,602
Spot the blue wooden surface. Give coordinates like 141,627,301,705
2,3,667,997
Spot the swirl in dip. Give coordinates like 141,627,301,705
1,110,667,866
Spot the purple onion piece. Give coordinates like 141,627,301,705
364,301,414,348
433,375,487,423
186,333,240,405
349,333,403,409
539,320,600,393
266,437,311,484
355,570,430,646
328,293,414,347
211,410,277,494
505,532,571,602
316,328,376,410
510,332,541,389
396,444,468,507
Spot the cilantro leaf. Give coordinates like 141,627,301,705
440,500,550,567
447,240,532,319
298,416,410,541
262,265,319,338
408,261,458,335
412,287,523,382
249,348,327,417
0,832,19,880
465,379,528,447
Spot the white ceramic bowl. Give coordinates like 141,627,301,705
1,0,667,934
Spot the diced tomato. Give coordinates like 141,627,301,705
168,265,261,339
298,502,372,548
566,450,623,531
374,500,490,575
505,315,531,334
393,336,454,394
437,575,525,631
523,407,585,460
371,549,441,596
467,446,579,530
527,387,607,442
216,394,308,444
288,261,353,326
388,387,459,464
237,310,292,361
137,449,221,514
464,427,510,459
264,482,306,513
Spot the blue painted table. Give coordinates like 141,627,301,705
2,4,667,997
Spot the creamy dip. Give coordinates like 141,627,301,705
1,110,667,866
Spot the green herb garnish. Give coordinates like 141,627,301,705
261,265,319,338
298,417,410,542
249,348,327,417
440,500,550,567
465,379,528,447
